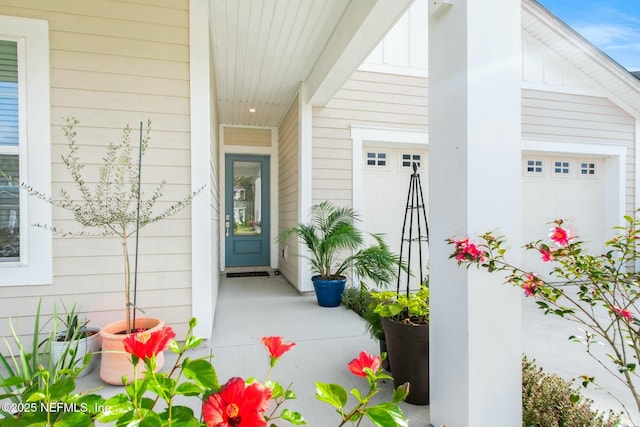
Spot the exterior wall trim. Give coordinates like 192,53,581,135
189,0,214,339
0,15,52,286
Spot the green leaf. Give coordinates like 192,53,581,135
569,393,580,404
265,381,284,399
350,387,364,403
49,376,75,400
158,406,201,426
26,391,46,402
0,376,26,387
76,394,106,416
139,415,162,427
366,403,408,427
279,408,307,425
314,382,347,409
184,336,202,350
96,394,134,423
182,359,218,390
392,382,410,402
175,382,203,396
169,341,181,354
53,411,94,427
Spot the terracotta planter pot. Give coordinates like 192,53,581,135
381,317,429,405
99,317,165,385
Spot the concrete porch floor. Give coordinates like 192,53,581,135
74,272,638,426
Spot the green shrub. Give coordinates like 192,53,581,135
522,357,621,427
341,286,384,340
341,286,369,316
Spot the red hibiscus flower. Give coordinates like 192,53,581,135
347,351,381,377
202,377,272,427
261,336,295,366
123,325,176,361
549,227,572,246
611,305,634,322
522,273,541,297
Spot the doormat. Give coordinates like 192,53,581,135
226,271,270,278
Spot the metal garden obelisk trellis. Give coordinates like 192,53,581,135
397,162,429,295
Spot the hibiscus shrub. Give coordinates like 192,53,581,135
449,215,640,420
94,318,409,427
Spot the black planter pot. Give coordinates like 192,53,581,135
381,317,429,405
311,275,347,307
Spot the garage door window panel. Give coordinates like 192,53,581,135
553,160,571,177
365,151,390,169
524,159,544,176
400,153,423,171
579,161,597,178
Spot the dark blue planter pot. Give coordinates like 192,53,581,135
311,275,347,307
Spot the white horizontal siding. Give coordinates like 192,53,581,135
277,97,299,287
0,0,194,346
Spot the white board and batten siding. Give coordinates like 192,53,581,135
0,0,194,344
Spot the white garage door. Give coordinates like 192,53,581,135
362,149,606,286
522,155,604,273
361,146,429,290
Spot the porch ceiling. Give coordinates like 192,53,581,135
209,0,414,127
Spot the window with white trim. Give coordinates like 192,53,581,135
0,16,52,286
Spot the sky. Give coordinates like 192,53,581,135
538,0,640,71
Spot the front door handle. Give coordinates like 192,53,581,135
225,221,230,237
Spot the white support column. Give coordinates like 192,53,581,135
428,1,522,426
189,0,213,339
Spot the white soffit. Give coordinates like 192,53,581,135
209,0,414,127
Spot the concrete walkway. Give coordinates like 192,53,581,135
206,272,431,426
75,272,638,426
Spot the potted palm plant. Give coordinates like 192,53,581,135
278,201,400,307
19,117,201,384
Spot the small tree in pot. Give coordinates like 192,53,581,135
278,201,400,307
18,117,202,383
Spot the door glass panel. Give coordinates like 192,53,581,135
233,161,262,236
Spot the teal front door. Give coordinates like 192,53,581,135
225,154,270,267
